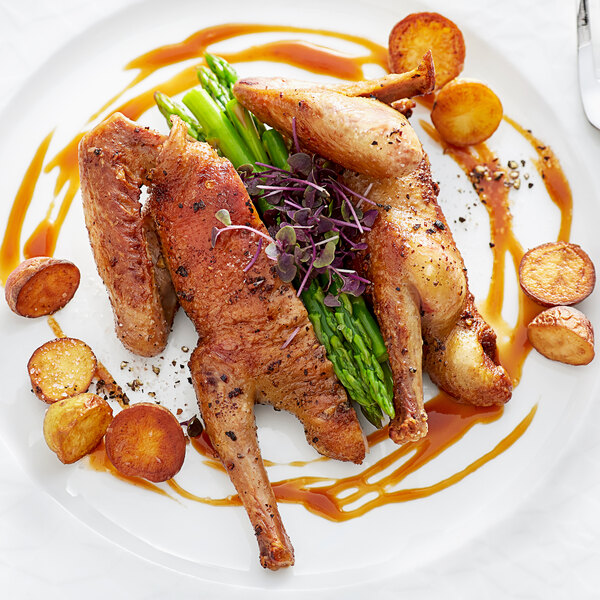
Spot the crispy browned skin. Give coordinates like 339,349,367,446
331,51,435,102
343,157,512,443
79,114,177,356
147,119,366,569
233,80,423,179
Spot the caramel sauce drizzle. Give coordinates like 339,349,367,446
0,131,53,283
88,440,173,499
420,120,572,384
504,116,572,242
2,23,568,521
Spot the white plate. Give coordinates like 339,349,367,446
1,0,599,597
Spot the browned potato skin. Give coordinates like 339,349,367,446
28,338,97,404
431,78,503,146
528,306,594,365
389,12,465,90
43,393,113,464
5,257,80,317
105,403,186,482
519,242,596,306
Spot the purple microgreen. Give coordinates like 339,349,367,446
238,149,375,299
323,294,342,307
243,238,263,272
313,240,336,268
339,275,366,296
281,326,301,349
275,225,296,247
265,242,279,260
292,207,311,225
287,152,312,177
362,209,378,228
215,208,232,226
276,252,297,283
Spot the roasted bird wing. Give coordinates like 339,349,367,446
79,114,177,356
234,78,512,443
79,113,366,569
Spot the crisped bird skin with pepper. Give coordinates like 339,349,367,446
147,117,366,569
343,157,512,442
79,115,177,356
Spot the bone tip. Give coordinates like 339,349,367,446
260,542,295,570
389,416,428,445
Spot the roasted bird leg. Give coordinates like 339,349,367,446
235,51,434,104
147,118,366,569
343,159,512,443
233,80,423,179
79,114,177,356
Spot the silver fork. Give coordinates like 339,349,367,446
578,0,600,128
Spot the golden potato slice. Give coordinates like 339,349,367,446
105,403,186,482
431,78,503,146
28,338,97,404
4,257,80,317
388,12,465,89
43,393,113,464
528,306,594,365
519,242,596,306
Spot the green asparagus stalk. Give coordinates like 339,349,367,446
182,88,254,168
197,66,232,110
261,129,289,169
225,99,270,166
204,51,238,91
154,91,205,141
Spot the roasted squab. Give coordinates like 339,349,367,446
343,160,512,442
79,114,367,569
149,118,367,568
234,78,512,444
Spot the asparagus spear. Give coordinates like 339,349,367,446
261,129,289,170
197,66,231,110
204,52,238,91
182,88,255,168
154,91,205,141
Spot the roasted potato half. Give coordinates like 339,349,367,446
43,393,113,464
5,257,80,317
105,403,186,482
28,338,97,404
519,242,596,306
528,306,594,366
388,12,465,89
431,78,503,146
